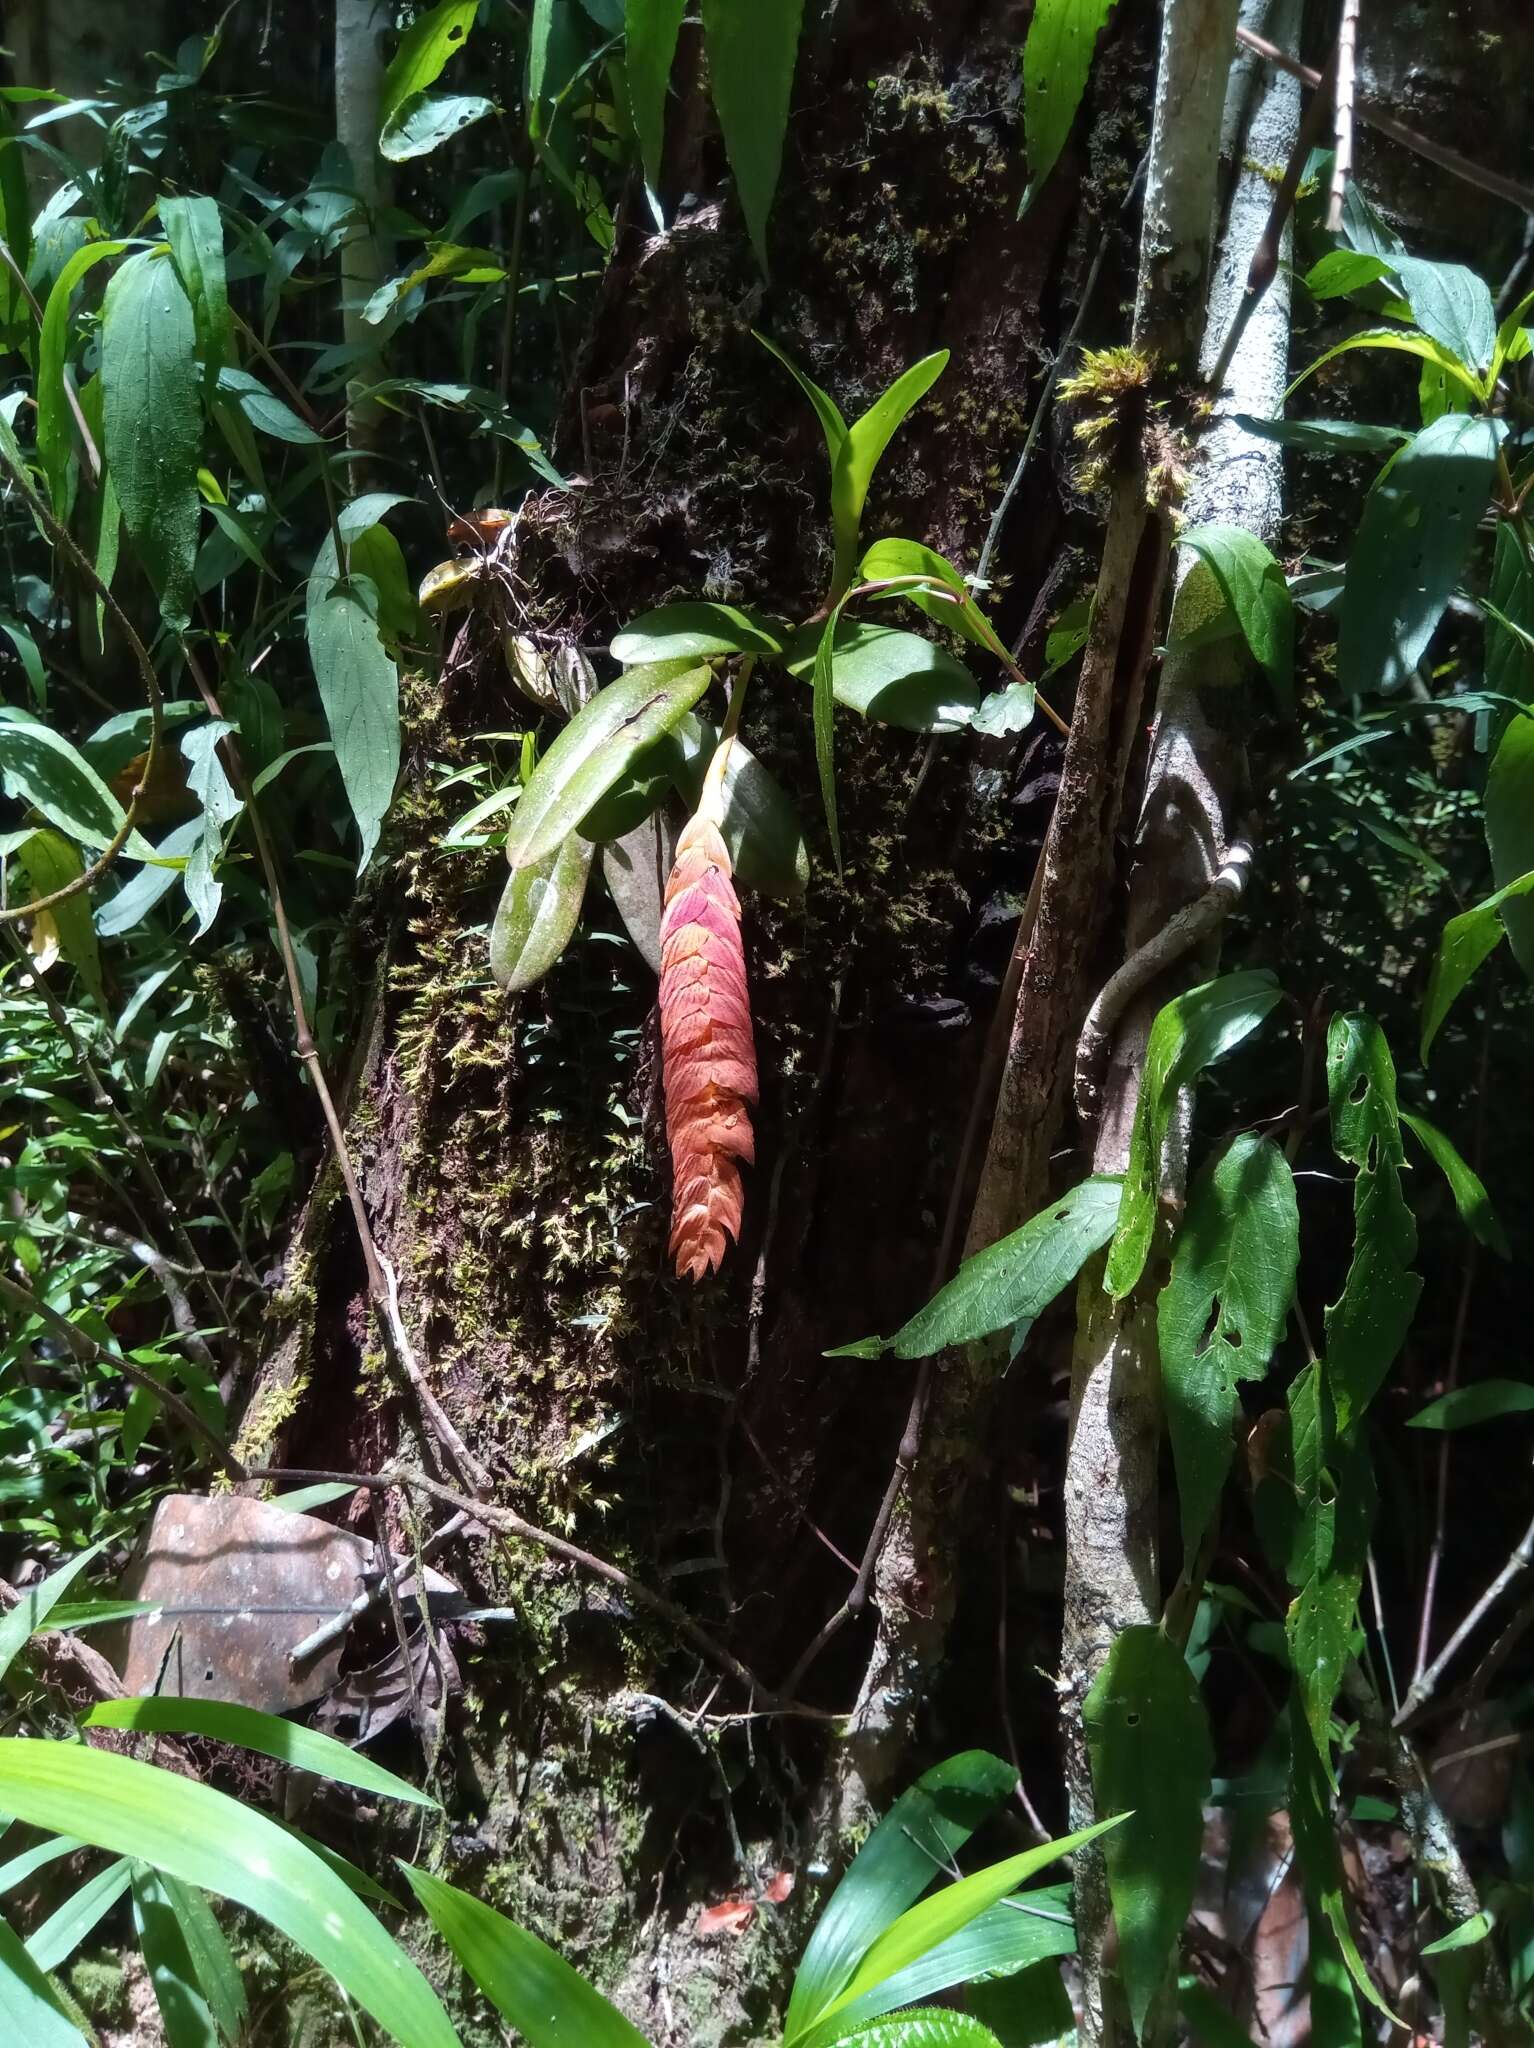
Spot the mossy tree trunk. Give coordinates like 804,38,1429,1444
244,1,1148,2034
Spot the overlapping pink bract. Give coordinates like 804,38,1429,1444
658,813,757,1279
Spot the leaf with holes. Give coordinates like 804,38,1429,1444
382,93,495,161
1159,1135,1297,1562
378,0,478,129
1105,973,1282,1299
832,1176,1123,1361
1020,0,1118,213
1337,412,1501,697
1085,1626,1211,2041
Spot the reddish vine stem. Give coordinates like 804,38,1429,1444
1235,24,1534,216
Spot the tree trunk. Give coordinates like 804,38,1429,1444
244,1,1117,2031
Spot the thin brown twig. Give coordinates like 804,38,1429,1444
1397,1493,1534,1726
1207,56,1336,394
1236,23,1534,217
1326,0,1361,234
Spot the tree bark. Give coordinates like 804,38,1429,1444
1058,4,1300,2039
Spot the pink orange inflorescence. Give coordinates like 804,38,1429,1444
657,812,757,1280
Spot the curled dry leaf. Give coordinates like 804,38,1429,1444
658,810,757,1280
695,1870,793,1937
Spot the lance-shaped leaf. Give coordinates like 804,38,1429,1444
1322,1014,1421,1432
1400,1108,1508,1256
1105,972,1282,1299
0,1742,458,2048
0,1915,87,2046
1336,412,1501,697
1020,0,1119,213
1421,866,1534,1060
160,194,229,400
859,538,1012,661
1409,1380,1534,1431
1486,708,1534,983
830,353,949,597
831,1176,1123,1361
101,248,202,629
1288,1701,1399,2022
402,1863,651,2048
1159,1135,1298,1561
489,831,595,992
131,1865,219,2048
754,331,848,464
36,239,122,517
1084,1626,1212,2040
0,712,155,860
506,663,712,870
786,1750,1017,2039
305,570,398,871
610,602,786,666
700,0,805,274
626,0,687,199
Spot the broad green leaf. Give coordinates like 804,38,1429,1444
1178,524,1293,711
821,2017,1003,2048
0,1741,458,2048
1322,1014,1421,1431
786,1750,1017,2040
95,817,201,939
214,366,325,445
1230,413,1407,457
699,0,805,274
1420,868,1534,1059
16,828,105,1007
1288,1703,1397,2021
35,239,122,517
970,684,1035,737
1286,327,1481,407
101,248,202,629
669,714,809,897
131,1866,218,2048
381,92,495,162
1486,711,1534,983
1423,1911,1495,1956
26,1858,132,1973
786,621,981,732
610,601,785,665
967,1955,1075,2048
379,0,478,129
1105,972,1282,1299
0,1914,87,2047
0,1537,107,1685
1159,1136,1298,1561
626,0,687,194
815,1819,1125,2034
1390,256,1496,376
506,663,712,869
488,831,595,992
0,712,162,857
160,195,229,401
830,354,949,597
811,606,842,872
859,538,1011,660
1303,249,1393,299
83,1697,438,1809
833,1176,1122,1361
402,1863,651,2048
1084,1626,1212,2039
1408,1380,1534,1431
797,1896,1073,2048
1020,0,1118,213
340,491,415,542
305,567,399,871
1287,1565,1362,1759
1336,412,1501,697
1399,1108,1508,1256
754,331,848,465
